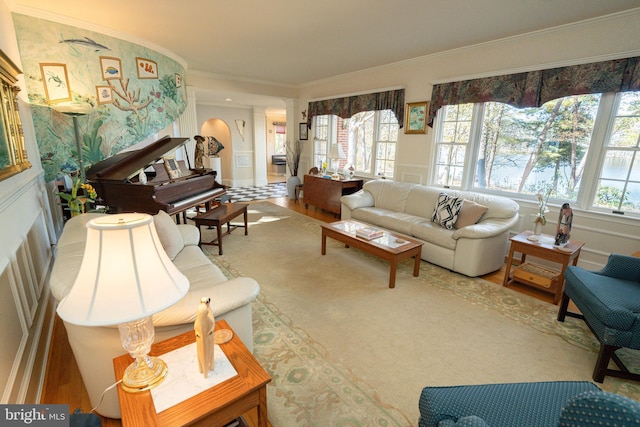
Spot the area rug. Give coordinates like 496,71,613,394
202,201,640,426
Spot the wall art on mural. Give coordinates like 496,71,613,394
96,86,112,104
39,63,71,104
99,56,122,80
136,57,158,79
175,73,182,88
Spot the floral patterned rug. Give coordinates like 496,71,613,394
203,201,640,426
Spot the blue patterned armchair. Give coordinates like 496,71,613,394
418,381,640,427
557,253,640,382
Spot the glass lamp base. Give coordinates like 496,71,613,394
121,356,168,393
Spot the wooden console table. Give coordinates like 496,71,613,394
303,174,363,215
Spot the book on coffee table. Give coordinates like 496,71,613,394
356,226,384,240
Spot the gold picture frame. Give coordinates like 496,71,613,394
136,57,158,79
39,63,72,104
405,101,428,134
1,49,31,181
99,56,122,80
96,85,112,104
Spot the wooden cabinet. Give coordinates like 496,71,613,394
303,174,363,215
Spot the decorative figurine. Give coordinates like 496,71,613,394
555,202,573,246
193,135,206,169
194,297,215,378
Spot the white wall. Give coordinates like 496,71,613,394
295,10,640,269
0,0,55,405
196,103,257,187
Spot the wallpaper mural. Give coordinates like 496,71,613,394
12,14,187,182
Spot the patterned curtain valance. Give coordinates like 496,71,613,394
428,56,640,127
307,88,405,129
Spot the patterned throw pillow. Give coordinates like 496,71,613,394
432,193,463,230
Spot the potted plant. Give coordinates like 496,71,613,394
286,139,303,199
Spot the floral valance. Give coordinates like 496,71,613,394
428,56,640,127
307,88,405,129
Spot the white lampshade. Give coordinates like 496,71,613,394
57,213,189,326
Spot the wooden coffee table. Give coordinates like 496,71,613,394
194,203,248,255
321,220,423,288
114,320,271,427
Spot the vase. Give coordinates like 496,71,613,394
286,175,301,200
533,221,543,236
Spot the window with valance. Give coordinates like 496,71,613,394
428,56,640,127
307,88,405,129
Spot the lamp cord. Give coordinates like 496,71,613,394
90,380,122,414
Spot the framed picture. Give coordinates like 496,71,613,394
163,156,182,179
39,63,71,104
405,101,429,134
136,57,158,79
96,86,113,104
299,123,308,140
99,56,122,80
175,73,182,88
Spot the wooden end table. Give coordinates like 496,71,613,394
114,320,271,427
193,203,248,255
502,230,585,304
321,220,423,288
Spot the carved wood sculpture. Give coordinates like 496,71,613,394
194,297,215,378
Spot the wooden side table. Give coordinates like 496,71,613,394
502,230,585,304
113,320,271,427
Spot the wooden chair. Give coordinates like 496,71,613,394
295,167,319,201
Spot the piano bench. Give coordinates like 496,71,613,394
194,203,249,255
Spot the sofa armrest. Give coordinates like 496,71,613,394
152,277,260,327
452,216,518,240
177,224,200,246
341,190,374,211
560,390,640,426
595,254,640,282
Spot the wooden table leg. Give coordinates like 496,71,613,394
243,208,248,235
389,259,397,288
503,242,515,287
216,223,223,255
413,249,421,277
258,387,268,427
321,232,327,255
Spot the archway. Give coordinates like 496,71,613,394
200,118,232,185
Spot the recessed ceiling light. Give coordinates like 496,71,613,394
225,98,232,102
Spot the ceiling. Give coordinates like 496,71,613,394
9,0,640,109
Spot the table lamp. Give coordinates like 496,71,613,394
56,213,189,392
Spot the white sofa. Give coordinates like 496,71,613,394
341,180,520,277
49,211,260,419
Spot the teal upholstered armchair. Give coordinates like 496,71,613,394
418,381,640,427
557,253,640,382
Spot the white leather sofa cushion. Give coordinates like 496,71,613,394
154,210,185,259
411,221,458,250
366,179,415,211
352,207,424,236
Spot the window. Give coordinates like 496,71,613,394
274,124,286,154
433,91,640,216
313,110,398,178
593,92,640,213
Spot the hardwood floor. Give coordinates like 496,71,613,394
41,194,559,426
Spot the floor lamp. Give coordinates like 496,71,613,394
52,103,93,182
56,213,189,392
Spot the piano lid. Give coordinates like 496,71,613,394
86,136,189,182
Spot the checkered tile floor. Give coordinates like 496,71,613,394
225,182,287,202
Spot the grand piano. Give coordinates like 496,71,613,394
86,136,226,221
